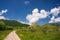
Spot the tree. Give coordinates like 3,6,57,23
0,21,5,30
0,21,5,26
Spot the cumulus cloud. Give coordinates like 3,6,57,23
26,6,60,25
26,8,49,25
0,16,6,19
49,16,60,23
50,7,60,16
24,1,30,5
49,16,55,23
0,9,7,15
40,10,49,18
0,9,7,20
55,17,60,22
49,7,60,23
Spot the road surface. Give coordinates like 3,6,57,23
4,31,21,40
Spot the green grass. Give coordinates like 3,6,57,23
0,26,60,40
16,26,60,40
0,30,12,40
0,25,60,40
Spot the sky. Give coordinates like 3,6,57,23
0,0,60,25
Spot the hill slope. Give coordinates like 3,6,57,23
0,20,29,30
0,19,29,26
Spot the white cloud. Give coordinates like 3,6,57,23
50,7,60,16
49,16,55,23
24,1,30,5
26,6,60,25
32,8,39,13
49,16,60,23
0,9,7,15
49,6,60,23
0,9,7,20
26,8,49,25
0,16,6,19
39,10,49,18
55,17,60,23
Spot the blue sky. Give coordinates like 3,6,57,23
0,0,60,25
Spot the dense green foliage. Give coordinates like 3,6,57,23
0,20,60,40
0,20,29,30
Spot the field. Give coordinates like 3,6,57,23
16,26,60,40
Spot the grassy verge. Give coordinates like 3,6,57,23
0,30,12,40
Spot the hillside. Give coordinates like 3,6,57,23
0,20,60,40
0,20,29,30
0,19,29,26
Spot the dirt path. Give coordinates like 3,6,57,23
4,31,21,40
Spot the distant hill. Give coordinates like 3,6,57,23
43,23,60,27
49,23,60,26
0,19,29,30
0,19,29,26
